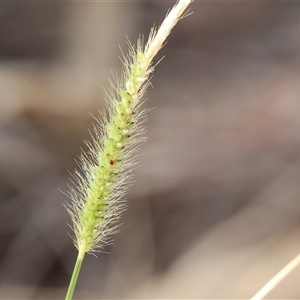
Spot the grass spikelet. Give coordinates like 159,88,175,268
67,0,192,256
65,1,193,298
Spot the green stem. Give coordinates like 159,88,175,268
65,251,85,300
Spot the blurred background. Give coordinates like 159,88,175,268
1,1,300,298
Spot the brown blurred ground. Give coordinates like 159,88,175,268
1,1,300,299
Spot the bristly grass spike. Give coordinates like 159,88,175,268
65,1,193,299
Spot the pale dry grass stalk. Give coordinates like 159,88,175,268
250,252,300,300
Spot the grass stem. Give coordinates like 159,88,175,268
65,251,85,300
250,252,300,300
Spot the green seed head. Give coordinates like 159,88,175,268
65,0,193,255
